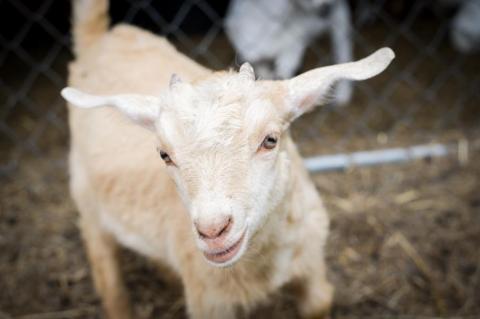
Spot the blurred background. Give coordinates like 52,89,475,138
0,0,479,318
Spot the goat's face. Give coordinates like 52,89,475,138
155,70,291,266
62,48,394,267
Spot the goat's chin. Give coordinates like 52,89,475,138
202,229,250,268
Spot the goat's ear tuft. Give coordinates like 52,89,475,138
283,47,395,121
61,87,162,131
239,62,255,81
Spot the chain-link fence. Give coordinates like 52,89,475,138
1,0,479,177
1,0,479,318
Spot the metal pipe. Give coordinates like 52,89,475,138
304,143,450,172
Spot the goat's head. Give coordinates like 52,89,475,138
62,47,394,267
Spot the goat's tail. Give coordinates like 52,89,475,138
72,0,109,57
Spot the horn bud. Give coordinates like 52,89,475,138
239,62,255,81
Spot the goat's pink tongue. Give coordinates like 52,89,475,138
204,236,243,263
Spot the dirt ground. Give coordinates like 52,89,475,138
1,9,480,319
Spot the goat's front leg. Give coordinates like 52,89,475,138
80,217,132,319
329,0,353,106
183,280,238,319
297,258,334,319
274,41,308,79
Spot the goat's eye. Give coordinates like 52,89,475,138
260,135,278,150
159,150,174,165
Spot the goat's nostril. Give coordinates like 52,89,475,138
218,216,232,237
197,230,207,239
196,216,232,240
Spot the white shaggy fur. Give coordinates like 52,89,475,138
63,1,394,318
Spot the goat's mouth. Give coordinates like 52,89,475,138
203,231,247,266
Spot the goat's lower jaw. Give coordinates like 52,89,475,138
203,231,247,267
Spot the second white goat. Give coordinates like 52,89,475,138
225,0,354,105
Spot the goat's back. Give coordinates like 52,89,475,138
69,24,209,158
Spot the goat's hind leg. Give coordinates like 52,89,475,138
80,215,133,319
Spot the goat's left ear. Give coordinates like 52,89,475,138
61,87,162,131
282,47,395,122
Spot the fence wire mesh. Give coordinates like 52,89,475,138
0,0,479,177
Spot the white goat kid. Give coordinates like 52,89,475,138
358,0,480,53
225,0,354,105
62,0,394,318
451,0,480,53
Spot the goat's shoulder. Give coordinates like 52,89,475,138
107,23,173,52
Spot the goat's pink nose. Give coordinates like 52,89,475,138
195,216,232,240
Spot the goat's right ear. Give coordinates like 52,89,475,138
61,87,162,131
281,47,395,122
